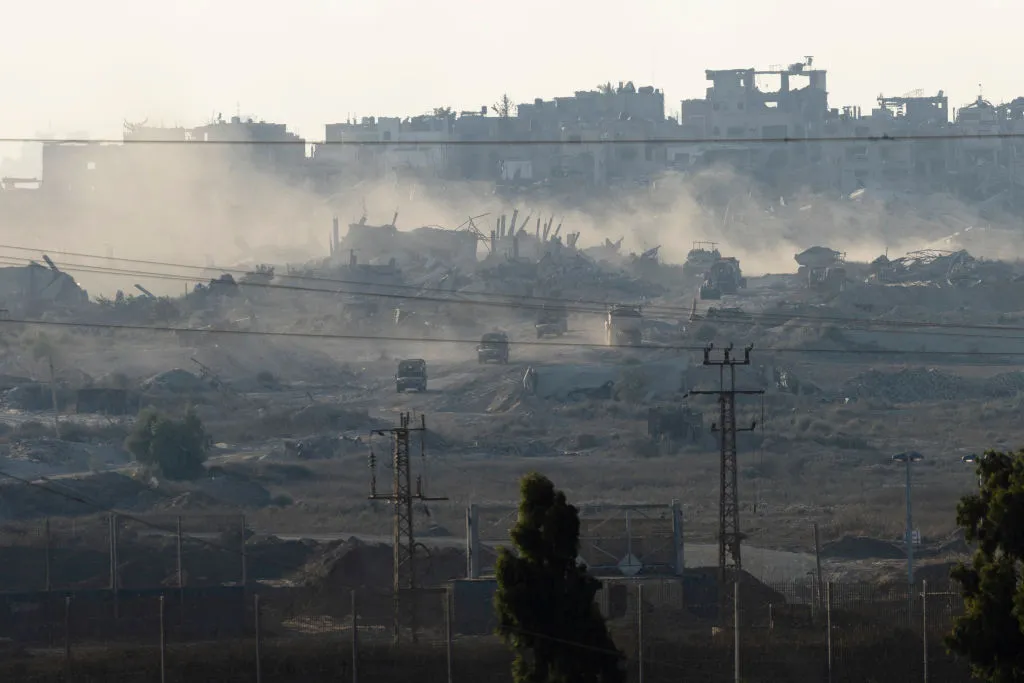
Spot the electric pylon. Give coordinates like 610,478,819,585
689,344,762,602
369,412,447,645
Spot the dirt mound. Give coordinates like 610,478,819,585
841,367,967,403
299,537,466,593
935,528,971,556
141,368,208,393
821,536,905,560
0,471,163,520
914,561,958,585
982,371,1024,398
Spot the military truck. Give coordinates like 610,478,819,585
605,304,643,346
395,359,427,393
477,331,510,364
699,257,747,300
535,303,569,338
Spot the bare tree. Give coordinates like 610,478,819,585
492,94,515,118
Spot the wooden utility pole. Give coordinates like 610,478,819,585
689,344,762,608
369,413,447,645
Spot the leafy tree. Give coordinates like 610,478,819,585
125,407,209,480
947,450,1024,683
494,473,624,683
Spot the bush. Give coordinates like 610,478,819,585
617,367,649,404
124,407,209,480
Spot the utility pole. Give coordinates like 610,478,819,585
689,343,762,606
369,412,447,645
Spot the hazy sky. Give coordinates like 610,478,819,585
0,0,1017,142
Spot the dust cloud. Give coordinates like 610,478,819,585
3,146,1017,298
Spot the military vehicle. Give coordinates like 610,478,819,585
699,257,747,300
605,304,643,346
535,303,569,338
477,331,510,364
395,359,427,393
795,247,846,293
683,241,721,275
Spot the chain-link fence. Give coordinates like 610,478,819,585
0,577,973,683
0,513,250,594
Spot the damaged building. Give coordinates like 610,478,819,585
332,214,479,270
0,260,88,312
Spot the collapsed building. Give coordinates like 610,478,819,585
0,259,88,313
332,214,479,271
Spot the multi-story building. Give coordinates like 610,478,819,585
191,115,306,177
316,115,453,182
677,59,830,188
42,116,306,199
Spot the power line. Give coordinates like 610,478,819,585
6,131,1024,146
0,467,688,672
0,244,637,312
3,313,1024,360
2,250,1023,345
5,243,1024,335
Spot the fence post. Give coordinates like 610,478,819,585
44,517,51,593
254,594,262,683
109,513,119,621
63,595,71,681
241,515,248,588
351,590,359,683
637,582,644,683
734,580,740,683
672,499,684,576
445,586,453,683
826,582,833,683
159,595,166,683
922,580,928,683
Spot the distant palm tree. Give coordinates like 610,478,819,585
597,82,615,94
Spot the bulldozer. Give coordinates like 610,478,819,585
795,247,846,293
699,257,746,300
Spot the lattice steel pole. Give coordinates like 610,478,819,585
689,344,762,611
369,412,447,645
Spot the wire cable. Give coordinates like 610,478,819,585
5,131,1024,146
1,249,1023,345
0,466,697,672
3,313,1024,360
5,243,1024,334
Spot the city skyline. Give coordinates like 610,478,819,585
0,0,1017,143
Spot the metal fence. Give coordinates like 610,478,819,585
0,513,250,593
0,578,971,683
